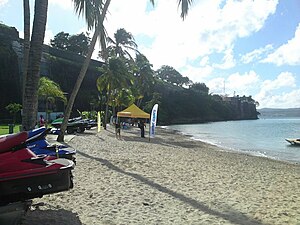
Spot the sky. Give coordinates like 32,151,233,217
1,0,300,109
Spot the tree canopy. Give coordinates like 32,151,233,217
50,31,91,56
156,65,191,87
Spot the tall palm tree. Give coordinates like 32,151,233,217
104,28,138,60
22,0,30,106
133,54,155,107
97,57,133,127
57,0,193,141
22,0,48,130
57,0,111,141
98,28,138,128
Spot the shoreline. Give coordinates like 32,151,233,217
21,125,300,225
162,125,300,165
160,126,300,167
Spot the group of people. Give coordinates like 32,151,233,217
114,119,146,139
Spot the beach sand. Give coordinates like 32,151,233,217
21,125,300,225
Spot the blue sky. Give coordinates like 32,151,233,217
1,0,300,108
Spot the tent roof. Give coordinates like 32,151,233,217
117,104,150,119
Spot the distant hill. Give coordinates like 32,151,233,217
258,108,300,118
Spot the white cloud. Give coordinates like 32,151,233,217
181,64,214,83
200,56,210,67
207,77,226,95
19,31,24,39
49,0,73,10
256,89,300,109
213,47,236,69
44,29,54,45
261,72,296,92
208,71,299,108
255,72,298,108
227,70,260,92
241,44,273,64
207,71,260,96
0,0,8,7
104,0,278,71
262,23,300,66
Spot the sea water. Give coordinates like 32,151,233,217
167,117,300,164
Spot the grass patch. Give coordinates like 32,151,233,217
0,124,21,135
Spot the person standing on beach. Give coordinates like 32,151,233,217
115,122,121,139
138,120,146,138
39,115,45,127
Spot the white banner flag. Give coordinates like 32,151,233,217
150,104,159,138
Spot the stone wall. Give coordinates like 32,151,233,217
0,24,104,121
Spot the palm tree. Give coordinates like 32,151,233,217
57,0,111,141
57,0,193,141
38,77,67,123
113,88,135,111
103,28,138,60
22,0,48,130
98,28,138,128
97,57,133,128
133,54,155,107
22,0,30,106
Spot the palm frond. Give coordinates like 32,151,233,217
178,0,193,20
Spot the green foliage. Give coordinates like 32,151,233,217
97,57,134,109
38,76,67,103
5,103,22,123
132,54,155,106
103,28,138,60
156,65,191,87
77,109,97,120
68,32,91,56
38,77,67,122
50,31,91,56
144,92,161,112
5,103,22,114
0,124,21,135
50,32,70,50
189,82,209,95
150,80,258,125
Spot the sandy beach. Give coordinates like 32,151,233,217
20,125,300,225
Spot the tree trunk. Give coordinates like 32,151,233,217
104,102,109,130
57,0,111,141
103,90,112,130
22,0,48,130
57,31,98,142
22,0,30,106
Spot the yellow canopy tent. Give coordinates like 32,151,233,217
117,104,150,119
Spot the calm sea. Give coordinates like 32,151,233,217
167,117,300,164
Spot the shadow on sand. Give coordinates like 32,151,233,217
21,207,82,225
77,150,269,225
